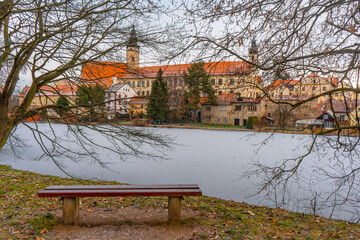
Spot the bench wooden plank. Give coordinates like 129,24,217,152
43,184,200,190
38,188,202,198
38,184,202,225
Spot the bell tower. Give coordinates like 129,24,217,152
249,39,258,65
126,25,140,71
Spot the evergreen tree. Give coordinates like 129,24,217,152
146,68,170,123
76,84,105,121
182,62,216,122
55,95,70,116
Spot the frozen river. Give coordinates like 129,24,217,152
0,123,358,221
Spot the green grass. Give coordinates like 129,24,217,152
0,165,360,239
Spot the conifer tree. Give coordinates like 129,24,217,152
146,68,170,123
182,62,216,122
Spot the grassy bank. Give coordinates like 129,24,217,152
0,165,359,239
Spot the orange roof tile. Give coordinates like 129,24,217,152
129,97,147,104
120,61,250,79
20,82,78,98
216,93,238,105
81,61,127,87
307,73,321,78
267,80,299,89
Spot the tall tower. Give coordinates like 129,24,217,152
248,39,258,65
248,39,261,98
126,25,140,71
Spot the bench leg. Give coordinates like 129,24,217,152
168,196,181,222
62,197,79,225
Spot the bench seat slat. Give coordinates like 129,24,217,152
44,184,200,191
38,189,202,198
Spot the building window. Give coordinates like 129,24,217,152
205,106,211,111
169,79,173,86
324,114,328,120
235,105,241,111
230,79,234,85
217,118,220,123
339,115,345,122
146,91,149,96
174,79,177,86
224,118,228,124
302,87,305,91
271,93,274,97
219,91,222,95
248,105,257,111
179,80,183,86
218,79,223,85
137,81,140,87
268,113,271,117
202,93,207,97
211,79,215,85
142,81,145,87
132,81,135,87
205,115,211,120
219,106,227,111
142,91,145,96
140,105,143,109
137,91,140,95
322,86,326,91
147,80,150,87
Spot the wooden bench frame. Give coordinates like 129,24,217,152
38,184,202,225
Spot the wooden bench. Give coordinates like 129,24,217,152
38,184,202,225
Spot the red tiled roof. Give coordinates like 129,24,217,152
268,80,299,88
81,61,127,87
129,97,147,104
307,73,321,78
120,61,250,79
324,76,339,86
20,86,31,97
216,93,238,105
20,82,77,98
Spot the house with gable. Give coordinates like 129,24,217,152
201,93,262,126
105,82,137,119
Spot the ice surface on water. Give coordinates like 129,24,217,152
0,123,355,221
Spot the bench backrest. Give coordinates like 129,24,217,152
38,184,202,198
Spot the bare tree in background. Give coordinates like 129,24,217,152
181,0,360,220
0,0,177,174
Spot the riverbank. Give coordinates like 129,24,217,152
1,165,359,239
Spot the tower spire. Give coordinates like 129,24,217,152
126,25,140,70
249,38,258,65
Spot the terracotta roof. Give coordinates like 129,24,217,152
324,77,339,86
120,61,250,79
81,61,127,87
216,93,238,105
307,73,321,78
20,86,31,97
20,82,77,98
268,80,299,88
129,97,146,104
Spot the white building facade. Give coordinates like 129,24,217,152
105,83,137,119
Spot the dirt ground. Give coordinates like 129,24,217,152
45,206,214,240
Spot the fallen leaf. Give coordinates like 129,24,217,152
246,210,255,216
